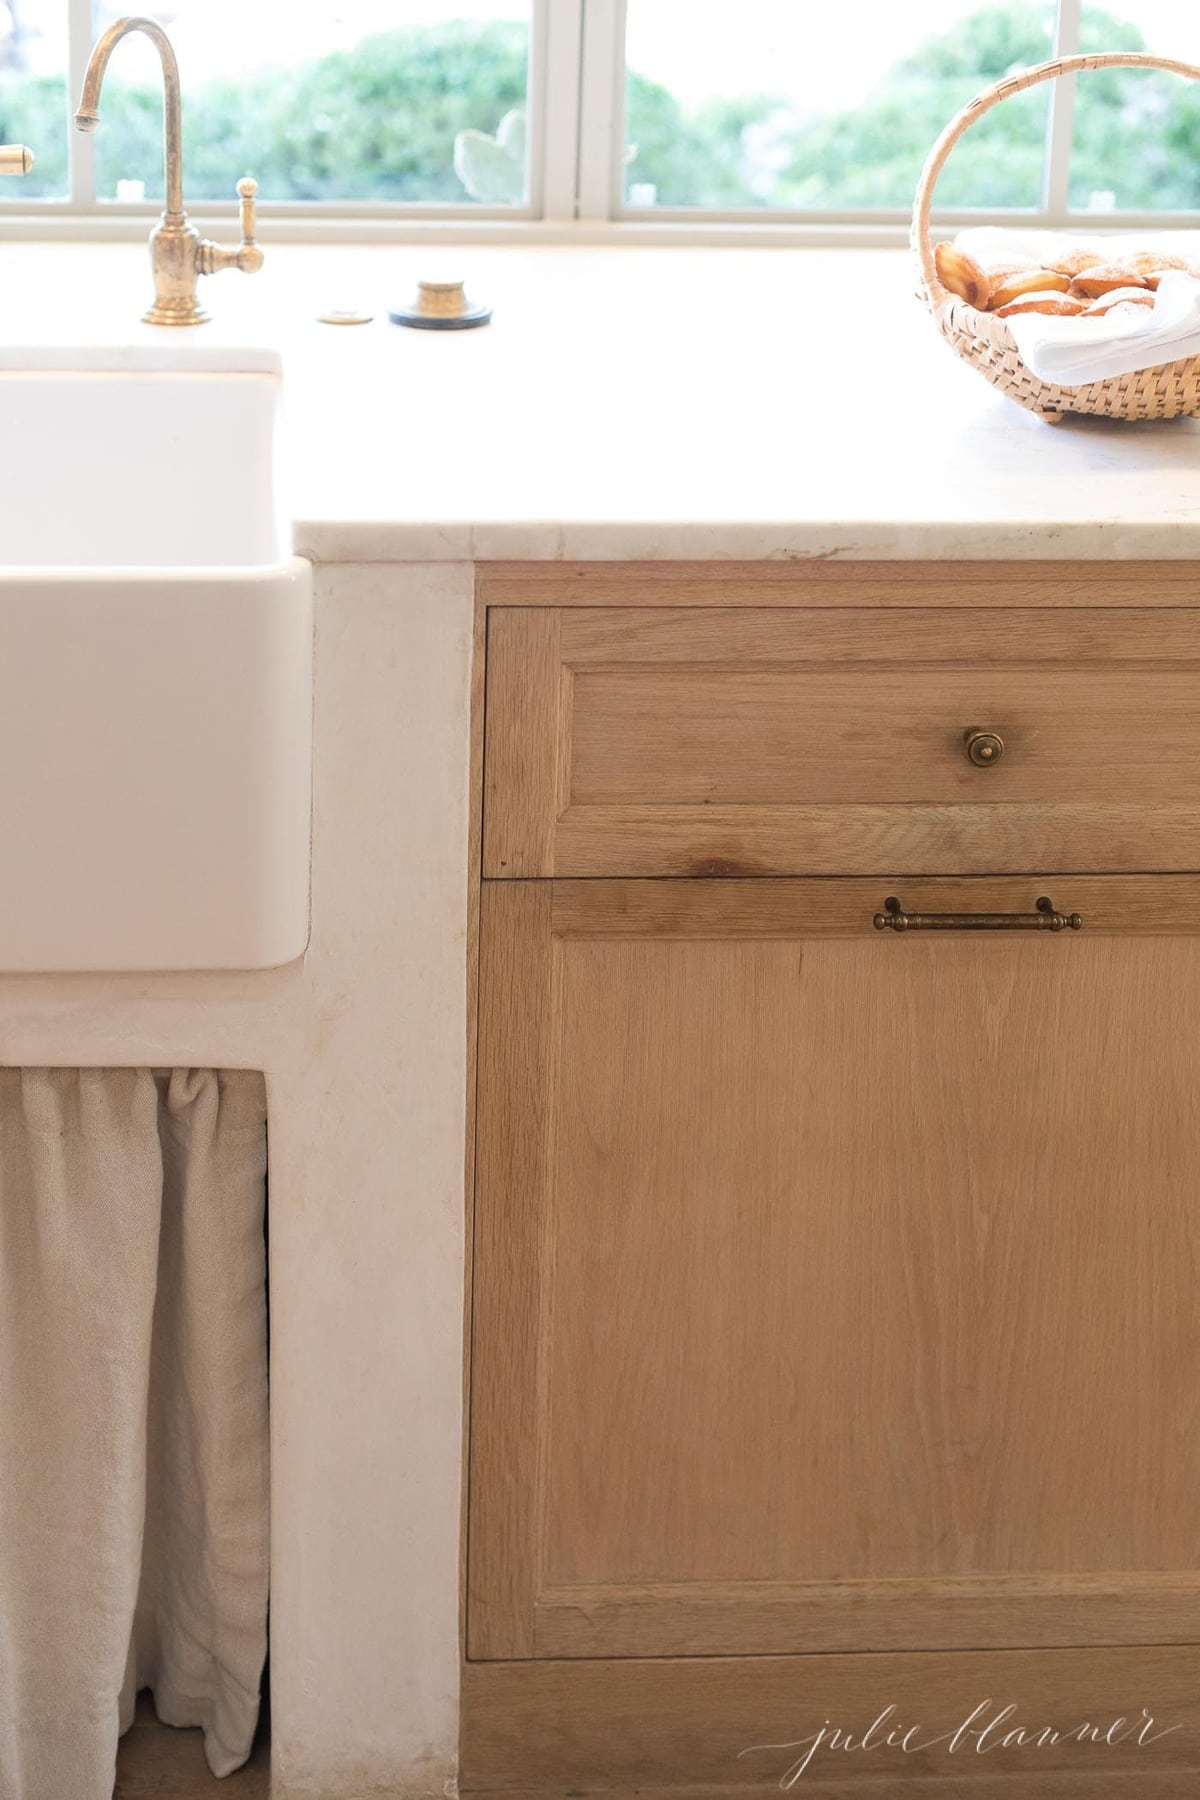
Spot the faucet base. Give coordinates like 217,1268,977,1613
142,298,211,327
143,213,209,327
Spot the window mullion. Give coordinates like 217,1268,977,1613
1044,0,1082,223
536,0,584,220
67,0,95,206
576,0,626,222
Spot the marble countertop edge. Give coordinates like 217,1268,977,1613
292,519,1200,565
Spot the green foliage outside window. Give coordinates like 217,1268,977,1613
0,21,529,201
0,5,1196,212
624,1,1200,210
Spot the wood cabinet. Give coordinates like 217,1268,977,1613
464,567,1200,1798
483,601,1200,877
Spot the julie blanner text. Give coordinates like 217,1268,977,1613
740,1699,1182,1787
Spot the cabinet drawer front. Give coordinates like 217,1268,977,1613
483,607,1200,876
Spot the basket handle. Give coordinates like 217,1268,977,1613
912,51,1200,304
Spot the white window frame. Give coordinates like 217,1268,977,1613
1,0,1197,240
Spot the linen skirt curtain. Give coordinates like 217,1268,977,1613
0,1068,269,1800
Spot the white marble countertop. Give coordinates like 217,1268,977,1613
3,240,1200,561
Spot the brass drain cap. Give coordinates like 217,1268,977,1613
389,280,492,331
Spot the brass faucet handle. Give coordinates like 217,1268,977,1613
0,145,35,175
236,177,261,266
198,175,264,277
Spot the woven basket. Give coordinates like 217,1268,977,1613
912,51,1200,420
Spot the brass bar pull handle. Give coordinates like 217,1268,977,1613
874,895,1083,933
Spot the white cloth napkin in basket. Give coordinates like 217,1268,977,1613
954,227,1200,388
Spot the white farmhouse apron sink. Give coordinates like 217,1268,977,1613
0,346,312,971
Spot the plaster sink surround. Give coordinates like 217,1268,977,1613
0,345,312,972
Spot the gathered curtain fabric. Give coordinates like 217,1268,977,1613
0,1067,269,1800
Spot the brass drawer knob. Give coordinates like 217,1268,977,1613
964,727,1004,767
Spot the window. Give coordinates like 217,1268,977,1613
1,0,536,214
1,0,1198,230
85,0,532,204
620,0,1200,221
0,0,67,197
1072,1,1200,211
622,1,1056,211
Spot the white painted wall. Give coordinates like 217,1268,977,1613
0,561,475,1800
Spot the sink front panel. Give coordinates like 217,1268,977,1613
0,561,313,970
0,363,284,569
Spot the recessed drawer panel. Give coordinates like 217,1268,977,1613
483,607,1200,877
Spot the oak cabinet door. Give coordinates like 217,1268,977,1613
467,878,1200,1662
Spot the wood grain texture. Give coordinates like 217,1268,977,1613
461,582,489,1657
481,609,567,878
543,932,1200,1588
550,875,1200,938
468,883,1200,1662
560,606,1200,664
534,1573,1200,1658
483,605,1200,877
466,1783,1200,1800
467,881,553,1659
569,671,1200,805
476,561,1200,610
461,1648,1200,1793
552,801,1200,876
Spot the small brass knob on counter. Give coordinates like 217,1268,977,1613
0,145,34,175
964,727,1005,767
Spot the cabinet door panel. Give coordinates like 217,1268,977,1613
467,879,1200,1660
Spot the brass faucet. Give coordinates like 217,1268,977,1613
0,146,34,175
75,15,262,326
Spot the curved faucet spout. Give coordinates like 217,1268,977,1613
73,13,261,326
75,15,183,218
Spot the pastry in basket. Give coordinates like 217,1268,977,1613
1082,287,1156,315
987,268,1072,308
933,241,990,307
1048,248,1107,277
1136,263,1200,289
1103,300,1160,322
994,290,1085,317
1068,264,1148,299
974,253,1040,276
1127,250,1191,279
